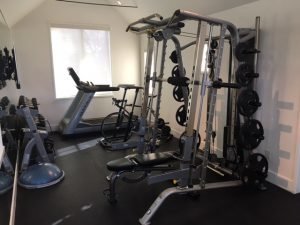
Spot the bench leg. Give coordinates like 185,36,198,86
104,172,121,204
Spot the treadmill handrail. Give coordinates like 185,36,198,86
68,67,119,93
77,85,120,93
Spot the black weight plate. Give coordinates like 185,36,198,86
161,125,171,137
242,153,268,186
173,86,189,102
235,42,252,62
236,63,254,87
237,89,261,117
239,119,264,150
171,65,186,77
175,105,187,126
157,118,165,129
172,65,180,77
169,51,178,64
179,130,201,155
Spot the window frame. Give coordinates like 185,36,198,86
49,23,113,100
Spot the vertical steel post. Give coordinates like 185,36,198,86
179,21,207,187
200,24,227,188
151,39,168,149
137,34,155,153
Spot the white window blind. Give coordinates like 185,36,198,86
50,27,112,99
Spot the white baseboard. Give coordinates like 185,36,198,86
267,170,296,193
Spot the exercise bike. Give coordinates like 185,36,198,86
99,85,143,150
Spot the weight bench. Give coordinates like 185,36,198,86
104,151,177,202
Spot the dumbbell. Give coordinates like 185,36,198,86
18,95,39,110
0,96,9,110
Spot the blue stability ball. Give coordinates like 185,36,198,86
18,163,65,189
0,171,13,194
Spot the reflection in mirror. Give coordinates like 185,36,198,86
0,9,20,90
0,8,19,225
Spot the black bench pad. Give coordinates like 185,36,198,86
107,158,136,172
106,151,175,172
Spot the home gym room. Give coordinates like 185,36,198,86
1,0,300,224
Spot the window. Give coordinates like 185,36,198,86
50,26,112,99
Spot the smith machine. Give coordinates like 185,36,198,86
105,10,267,225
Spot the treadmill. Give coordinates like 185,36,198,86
58,68,120,135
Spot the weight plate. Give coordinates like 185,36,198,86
239,119,264,150
171,65,185,77
173,86,189,102
157,118,165,129
237,89,261,117
175,105,187,126
161,125,171,137
242,153,268,186
235,42,254,62
236,63,256,87
169,51,178,64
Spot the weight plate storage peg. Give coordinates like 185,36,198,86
173,86,189,102
237,89,261,117
236,63,259,87
242,153,268,187
175,105,187,126
235,42,260,62
239,119,264,150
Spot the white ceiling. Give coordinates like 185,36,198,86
0,0,45,27
0,0,258,27
114,0,259,23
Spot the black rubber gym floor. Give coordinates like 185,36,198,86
1,134,300,225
